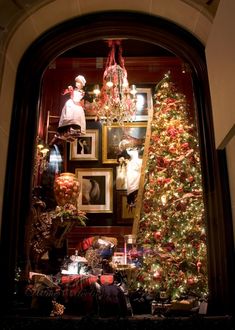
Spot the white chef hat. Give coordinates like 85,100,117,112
75,75,86,86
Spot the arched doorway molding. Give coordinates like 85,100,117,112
1,11,234,315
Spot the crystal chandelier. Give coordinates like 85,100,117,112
92,40,137,126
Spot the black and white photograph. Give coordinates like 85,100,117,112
135,87,153,120
75,168,113,213
70,129,99,160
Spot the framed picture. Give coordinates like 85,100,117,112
135,87,153,121
75,168,113,213
102,122,147,163
117,191,135,224
84,99,97,119
112,252,125,266
84,87,101,119
70,129,99,160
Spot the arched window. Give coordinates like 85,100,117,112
1,12,234,315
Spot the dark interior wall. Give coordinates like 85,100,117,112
40,56,193,126
0,11,234,315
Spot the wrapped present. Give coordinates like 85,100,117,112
61,250,89,275
171,299,195,310
75,236,117,255
75,236,95,253
93,237,117,259
100,274,114,285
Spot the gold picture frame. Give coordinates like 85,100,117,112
75,168,113,213
84,99,97,119
102,122,147,164
70,129,99,161
116,191,135,224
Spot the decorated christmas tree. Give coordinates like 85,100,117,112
135,73,208,302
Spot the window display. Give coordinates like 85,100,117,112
22,57,208,319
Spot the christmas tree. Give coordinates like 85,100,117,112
135,73,208,302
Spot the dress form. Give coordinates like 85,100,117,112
126,148,142,206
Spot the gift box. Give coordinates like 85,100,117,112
171,299,195,310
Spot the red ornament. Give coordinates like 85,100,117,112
153,270,162,281
167,126,178,137
144,237,151,244
137,275,144,282
169,145,176,153
163,157,170,165
188,176,194,182
164,178,171,184
152,135,160,142
154,231,162,240
143,203,151,213
157,177,164,185
197,261,202,272
181,142,189,149
150,188,155,194
187,277,195,285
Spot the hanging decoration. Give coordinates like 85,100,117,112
92,40,137,126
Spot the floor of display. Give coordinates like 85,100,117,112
0,313,234,330
0,302,234,330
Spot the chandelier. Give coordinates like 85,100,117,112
92,40,137,126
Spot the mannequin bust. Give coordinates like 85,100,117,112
126,147,143,206
117,139,143,207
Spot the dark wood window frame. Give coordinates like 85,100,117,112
1,11,234,315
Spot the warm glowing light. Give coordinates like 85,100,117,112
106,80,113,88
93,84,101,96
41,145,50,154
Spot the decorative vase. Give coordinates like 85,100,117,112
54,172,80,206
